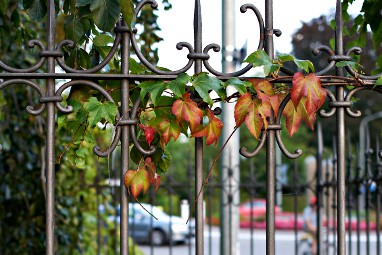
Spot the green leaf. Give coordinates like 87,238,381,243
336,61,363,71
23,0,47,21
374,76,382,88
0,0,8,14
75,147,87,158
244,50,280,76
168,73,189,98
76,0,92,7
277,53,295,62
294,59,314,73
83,97,118,127
192,72,226,106
223,77,249,95
278,53,314,73
90,0,120,31
139,80,167,106
151,149,171,174
93,34,114,47
118,0,135,30
75,157,86,169
129,58,148,74
154,96,176,117
64,15,90,44
95,45,112,59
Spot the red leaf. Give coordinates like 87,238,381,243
139,124,156,146
124,169,150,199
291,73,326,116
234,93,271,139
151,173,161,192
191,108,223,146
172,93,204,132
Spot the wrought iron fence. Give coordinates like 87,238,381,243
0,0,382,255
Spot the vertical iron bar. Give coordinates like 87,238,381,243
346,133,353,255
45,1,56,254
194,1,204,255
325,160,330,255
264,0,275,254
293,160,298,255
169,189,173,255
96,166,101,255
316,121,323,255
120,22,130,255
334,1,346,254
207,176,212,255
355,143,361,255
332,137,338,255
364,146,371,255
187,161,193,255
376,137,381,255
249,159,255,255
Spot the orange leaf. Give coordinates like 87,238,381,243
234,93,272,139
283,98,316,137
144,157,156,179
191,108,223,146
172,93,203,132
124,169,150,199
291,73,326,116
157,118,182,147
254,79,280,116
234,93,252,127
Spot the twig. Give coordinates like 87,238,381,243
187,126,238,224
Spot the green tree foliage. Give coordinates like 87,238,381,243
0,0,170,253
343,0,382,73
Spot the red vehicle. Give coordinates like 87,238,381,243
239,199,281,221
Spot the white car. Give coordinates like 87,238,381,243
111,203,193,246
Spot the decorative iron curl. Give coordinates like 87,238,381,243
319,86,364,118
319,88,336,117
274,94,302,159
0,40,46,73
128,98,156,156
344,47,382,80
55,35,122,73
240,94,303,159
0,79,46,115
240,131,266,158
312,45,336,76
203,43,252,77
55,80,121,157
129,0,194,75
202,4,266,77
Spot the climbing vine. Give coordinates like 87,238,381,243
123,50,327,199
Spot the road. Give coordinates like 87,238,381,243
137,227,379,255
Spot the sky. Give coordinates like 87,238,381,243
153,0,363,72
